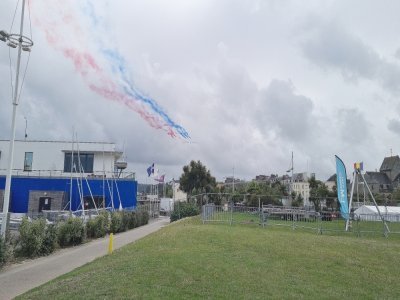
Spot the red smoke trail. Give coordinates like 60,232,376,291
29,0,175,136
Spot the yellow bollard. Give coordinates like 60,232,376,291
108,233,114,254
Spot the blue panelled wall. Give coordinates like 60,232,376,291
0,176,137,213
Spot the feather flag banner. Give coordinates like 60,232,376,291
335,155,349,220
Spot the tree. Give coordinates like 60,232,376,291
292,194,303,207
179,160,217,200
309,176,329,212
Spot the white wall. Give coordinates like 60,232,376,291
173,182,187,201
0,140,121,177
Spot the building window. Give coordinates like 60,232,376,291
64,152,94,173
24,152,33,171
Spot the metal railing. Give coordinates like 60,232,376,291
201,204,400,238
0,168,135,179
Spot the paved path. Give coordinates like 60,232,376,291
0,217,170,300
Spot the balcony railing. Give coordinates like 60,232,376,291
0,168,135,180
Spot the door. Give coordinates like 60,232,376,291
39,197,52,212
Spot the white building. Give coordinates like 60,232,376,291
291,172,314,208
0,140,132,178
173,182,187,202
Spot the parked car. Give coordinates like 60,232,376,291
320,211,338,221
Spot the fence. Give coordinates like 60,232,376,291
201,204,400,238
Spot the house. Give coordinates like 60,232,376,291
379,155,400,189
0,140,137,214
363,172,392,194
325,174,336,192
290,172,314,207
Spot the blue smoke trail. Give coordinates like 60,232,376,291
81,1,190,139
102,49,190,139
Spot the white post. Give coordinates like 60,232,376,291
1,0,26,237
360,172,390,234
345,172,356,231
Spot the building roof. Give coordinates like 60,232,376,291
364,172,391,185
380,155,400,172
327,174,336,182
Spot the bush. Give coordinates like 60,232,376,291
41,224,58,255
0,235,5,266
18,218,46,257
127,211,137,229
110,211,123,234
139,211,150,226
170,202,200,222
17,217,57,258
86,212,109,239
57,218,86,247
120,211,130,232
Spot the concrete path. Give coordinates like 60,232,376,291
0,217,170,300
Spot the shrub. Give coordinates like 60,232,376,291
138,211,149,226
0,235,5,266
170,202,200,222
120,211,130,232
57,218,86,247
110,211,123,234
41,224,58,255
86,212,109,239
127,211,137,229
18,217,46,257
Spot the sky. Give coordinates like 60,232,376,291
1,0,400,183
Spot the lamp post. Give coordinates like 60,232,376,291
1,0,33,237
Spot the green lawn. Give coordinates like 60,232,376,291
18,217,400,299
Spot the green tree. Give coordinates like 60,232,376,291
309,176,329,212
292,194,303,207
179,160,217,200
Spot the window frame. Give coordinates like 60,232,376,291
24,152,33,171
64,152,94,173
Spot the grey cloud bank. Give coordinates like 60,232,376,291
1,0,399,183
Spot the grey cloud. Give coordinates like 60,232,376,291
257,80,315,142
301,21,400,94
388,119,400,135
395,48,400,60
337,108,371,145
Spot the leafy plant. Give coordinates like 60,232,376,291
18,217,46,257
86,212,109,239
41,224,58,255
110,211,123,234
170,202,199,222
57,218,86,247
0,234,5,265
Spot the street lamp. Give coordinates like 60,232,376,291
1,0,33,237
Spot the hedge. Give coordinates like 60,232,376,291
17,218,57,258
170,202,200,222
57,218,86,247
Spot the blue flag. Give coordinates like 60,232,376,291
335,155,349,220
147,163,154,177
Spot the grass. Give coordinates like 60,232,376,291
18,217,400,299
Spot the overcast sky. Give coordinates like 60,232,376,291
1,0,400,183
